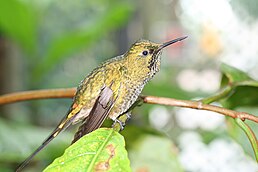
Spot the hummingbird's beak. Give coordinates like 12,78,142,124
157,36,188,52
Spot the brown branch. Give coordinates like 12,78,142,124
141,96,258,123
0,88,76,104
0,88,258,123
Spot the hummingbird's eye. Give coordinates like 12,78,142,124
142,50,148,56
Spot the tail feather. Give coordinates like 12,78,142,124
16,127,61,172
15,115,74,172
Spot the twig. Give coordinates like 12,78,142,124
0,88,76,104
201,85,232,104
139,95,258,161
140,95,258,123
0,88,257,123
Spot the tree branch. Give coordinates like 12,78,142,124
0,88,257,124
140,95,258,123
0,88,76,104
2,88,257,161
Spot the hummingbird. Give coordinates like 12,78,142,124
16,36,187,171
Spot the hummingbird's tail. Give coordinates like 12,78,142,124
15,117,72,172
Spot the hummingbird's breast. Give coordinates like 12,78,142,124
107,69,147,119
108,55,161,119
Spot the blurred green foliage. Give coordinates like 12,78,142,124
0,0,37,52
128,135,183,172
33,1,133,81
231,0,258,19
0,118,72,171
0,0,134,86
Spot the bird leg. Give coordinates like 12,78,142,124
112,118,125,131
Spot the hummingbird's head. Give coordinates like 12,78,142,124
126,36,187,81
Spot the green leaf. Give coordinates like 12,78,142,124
33,2,133,80
129,135,183,172
226,108,258,159
202,64,258,105
217,64,258,161
221,85,258,108
44,128,131,172
220,63,253,84
219,63,258,108
0,0,37,52
235,118,258,162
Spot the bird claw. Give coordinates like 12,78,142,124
125,113,131,121
112,112,131,131
112,118,125,131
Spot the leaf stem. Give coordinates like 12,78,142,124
235,118,258,162
201,85,233,104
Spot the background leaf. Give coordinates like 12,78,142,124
220,63,258,108
220,63,253,83
218,64,258,160
0,0,37,52
0,118,71,171
33,2,134,80
44,128,131,172
128,135,183,172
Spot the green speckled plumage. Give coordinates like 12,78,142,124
70,39,161,123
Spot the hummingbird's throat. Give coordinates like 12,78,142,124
148,51,162,72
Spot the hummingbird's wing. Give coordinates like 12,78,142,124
72,85,115,144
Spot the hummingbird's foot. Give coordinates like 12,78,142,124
125,112,131,121
112,118,125,131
